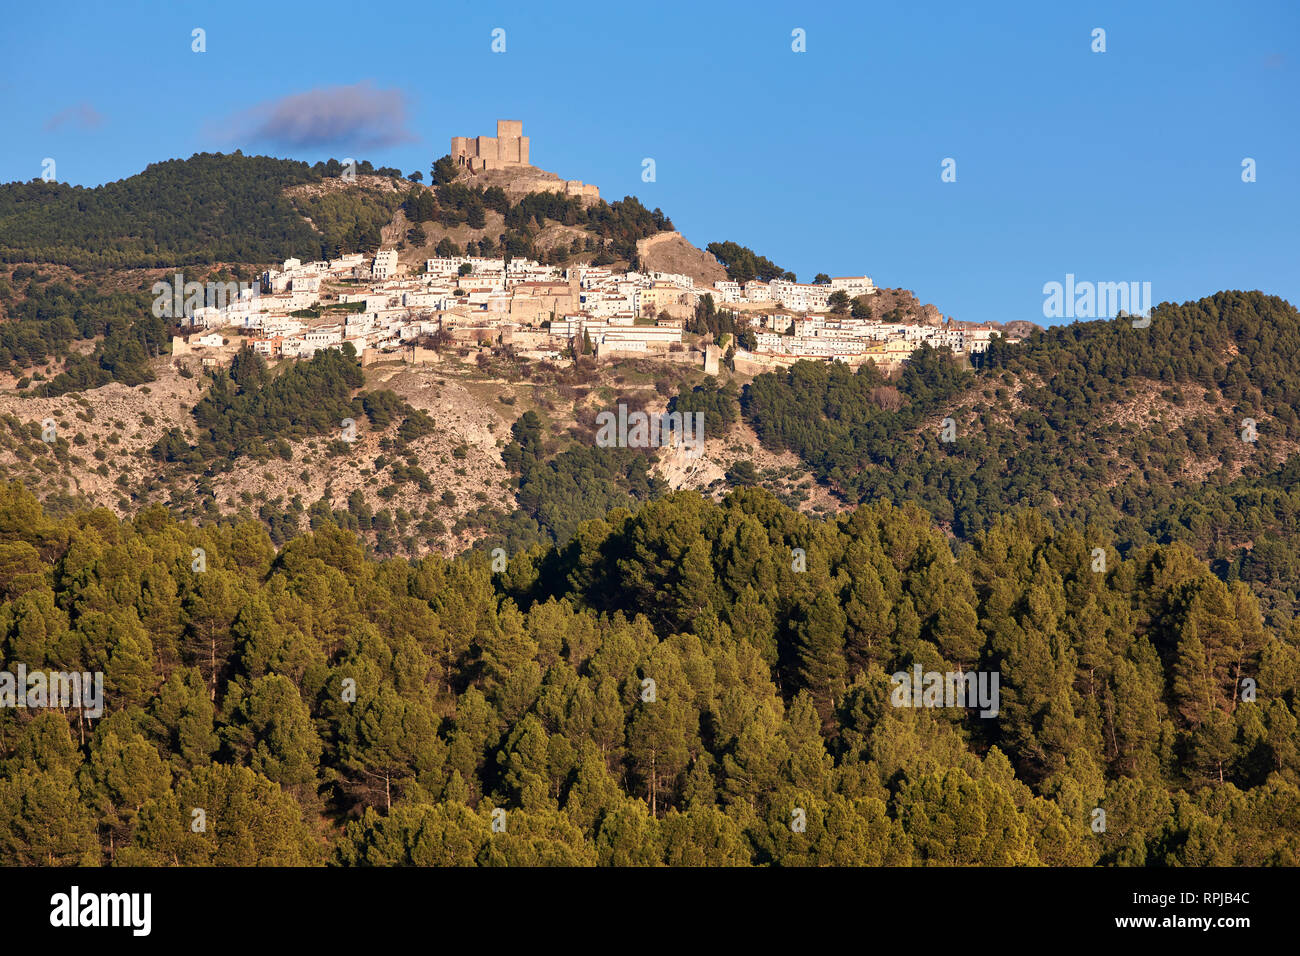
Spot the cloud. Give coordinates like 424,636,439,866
44,102,104,132
222,82,417,150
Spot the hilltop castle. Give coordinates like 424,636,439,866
450,120,599,201
451,119,530,171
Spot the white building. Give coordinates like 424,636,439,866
304,326,343,347
830,276,875,298
771,281,833,312
372,250,399,280
712,281,742,303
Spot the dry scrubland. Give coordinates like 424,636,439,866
0,347,847,554
3,334,1284,558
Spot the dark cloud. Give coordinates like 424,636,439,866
44,102,104,132
225,82,417,149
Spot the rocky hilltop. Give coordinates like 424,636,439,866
636,232,728,286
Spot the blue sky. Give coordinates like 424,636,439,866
1,0,1295,326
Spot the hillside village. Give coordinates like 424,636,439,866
171,119,1019,375
0,119,1031,558
175,246,1018,374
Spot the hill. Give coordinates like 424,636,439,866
0,153,1295,635
741,291,1300,625
0,153,405,270
2,280,1298,633
394,174,676,270
636,232,728,286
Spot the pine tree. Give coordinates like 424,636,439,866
793,591,848,722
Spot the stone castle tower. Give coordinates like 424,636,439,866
451,120,530,171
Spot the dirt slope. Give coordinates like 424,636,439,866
637,232,727,286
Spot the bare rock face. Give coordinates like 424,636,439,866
636,232,727,286
998,319,1042,338
869,288,946,326
863,287,1042,335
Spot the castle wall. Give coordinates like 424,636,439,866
475,135,498,169
564,180,600,201
452,121,531,170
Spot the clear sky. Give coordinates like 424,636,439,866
1,0,1296,326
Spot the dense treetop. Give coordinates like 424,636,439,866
0,153,403,269
0,272,162,392
706,241,796,283
741,292,1300,626
405,172,674,267
0,481,1296,866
